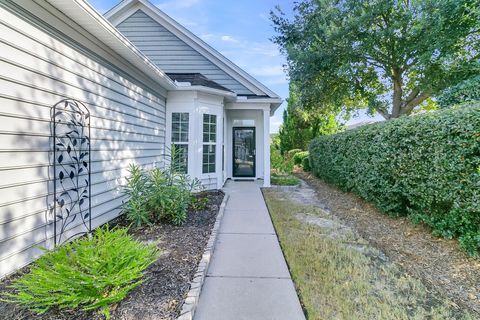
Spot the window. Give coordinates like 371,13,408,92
171,112,189,173
202,114,216,173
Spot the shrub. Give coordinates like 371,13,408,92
123,163,201,226
302,155,311,172
271,144,294,174
285,148,302,159
3,227,158,318
437,76,480,108
309,104,480,256
293,151,308,165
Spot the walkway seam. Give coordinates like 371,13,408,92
206,275,292,280
177,193,229,320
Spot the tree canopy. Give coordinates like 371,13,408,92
271,0,480,119
279,83,340,153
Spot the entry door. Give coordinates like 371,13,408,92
233,127,256,177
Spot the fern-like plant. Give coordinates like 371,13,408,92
3,227,158,319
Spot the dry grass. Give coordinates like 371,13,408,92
263,189,475,320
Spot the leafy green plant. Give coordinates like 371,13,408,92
437,76,480,108
270,142,293,174
293,151,308,165
309,103,480,256
122,164,150,227
122,160,202,226
3,227,158,319
190,192,209,211
302,154,311,172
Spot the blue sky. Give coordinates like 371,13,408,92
90,0,293,132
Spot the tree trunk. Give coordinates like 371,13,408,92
385,69,430,119
391,67,403,118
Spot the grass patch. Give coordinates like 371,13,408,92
3,227,159,319
262,189,474,320
271,173,300,186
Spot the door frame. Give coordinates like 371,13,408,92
232,126,256,178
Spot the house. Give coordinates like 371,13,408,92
0,0,281,278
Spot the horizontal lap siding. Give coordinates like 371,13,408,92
117,10,254,95
0,5,166,278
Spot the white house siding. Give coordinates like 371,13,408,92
0,2,167,278
116,10,255,96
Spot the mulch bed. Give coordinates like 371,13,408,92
0,191,224,320
296,170,480,316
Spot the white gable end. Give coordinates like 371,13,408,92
117,10,255,95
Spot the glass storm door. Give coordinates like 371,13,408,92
233,127,256,177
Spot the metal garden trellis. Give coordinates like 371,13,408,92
51,99,92,246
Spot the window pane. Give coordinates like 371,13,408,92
172,112,189,143
202,114,217,173
172,132,180,142
172,144,188,174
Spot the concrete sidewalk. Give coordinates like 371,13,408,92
194,181,305,320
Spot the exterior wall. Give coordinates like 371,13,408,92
225,108,266,180
116,10,255,95
0,3,167,278
166,91,224,190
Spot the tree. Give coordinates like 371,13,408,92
279,83,340,153
437,75,480,108
271,0,480,119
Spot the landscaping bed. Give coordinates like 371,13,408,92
0,191,224,320
295,170,480,315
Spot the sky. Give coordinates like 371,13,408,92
90,0,381,132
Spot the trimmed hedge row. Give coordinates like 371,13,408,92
309,104,480,256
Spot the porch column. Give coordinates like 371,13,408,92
263,109,271,187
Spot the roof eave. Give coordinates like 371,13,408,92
48,0,176,90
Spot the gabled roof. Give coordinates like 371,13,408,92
105,0,282,105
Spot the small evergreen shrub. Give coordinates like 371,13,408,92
293,151,307,165
122,163,201,226
271,144,295,173
309,104,480,256
293,151,311,172
285,148,302,159
302,154,311,172
3,227,158,318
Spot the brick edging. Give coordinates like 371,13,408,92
177,193,230,320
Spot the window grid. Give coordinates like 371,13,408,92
171,112,189,174
202,114,216,174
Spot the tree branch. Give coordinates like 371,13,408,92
401,92,430,115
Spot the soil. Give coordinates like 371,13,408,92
0,191,224,320
295,170,480,316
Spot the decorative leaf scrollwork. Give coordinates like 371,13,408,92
51,99,92,246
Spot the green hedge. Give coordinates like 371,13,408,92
309,104,480,256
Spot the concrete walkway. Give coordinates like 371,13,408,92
194,181,305,320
